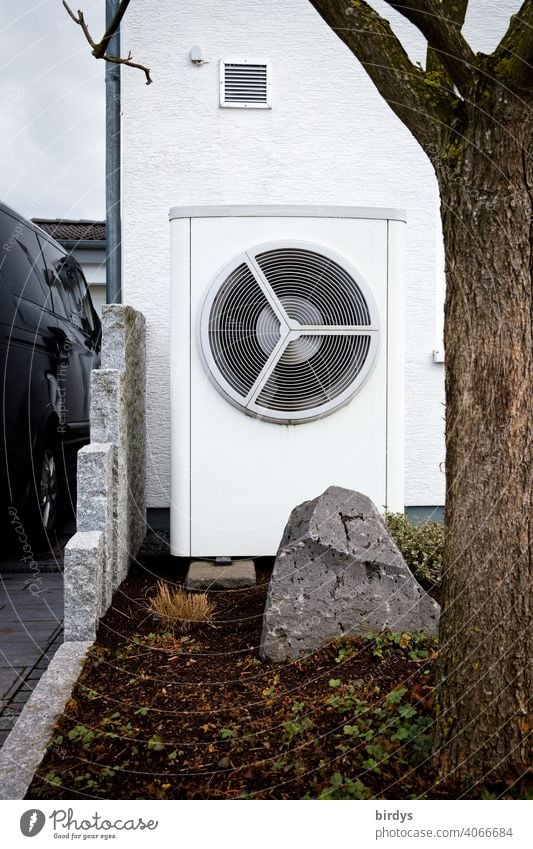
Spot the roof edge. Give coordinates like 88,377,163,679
59,239,106,250
31,218,105,226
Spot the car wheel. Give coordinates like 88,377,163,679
38,447,58,534
28,438,60,552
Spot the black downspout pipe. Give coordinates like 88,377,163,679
105,0,121,304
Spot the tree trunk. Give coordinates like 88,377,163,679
435,93,533,786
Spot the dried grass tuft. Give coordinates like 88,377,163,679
147,581,215,632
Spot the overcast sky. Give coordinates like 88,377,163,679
0,0,105,221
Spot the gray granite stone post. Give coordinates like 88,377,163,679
64,305,146,641
64,531,104,641
91,368,128,585
101,304,147,558
76,442,114,610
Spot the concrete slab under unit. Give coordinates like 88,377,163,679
186,560,256,590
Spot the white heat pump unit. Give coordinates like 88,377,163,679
170,205,405,557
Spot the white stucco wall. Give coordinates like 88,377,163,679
121,0,519,510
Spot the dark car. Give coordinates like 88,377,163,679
0,202,101,550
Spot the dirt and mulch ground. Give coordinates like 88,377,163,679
25,552,526,801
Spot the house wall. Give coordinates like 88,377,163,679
121,0,519,511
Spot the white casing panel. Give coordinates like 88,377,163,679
170,209,404,557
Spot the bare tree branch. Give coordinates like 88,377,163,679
63,1,152,84
308,0,456,153
91,0,131,59
62,1,97,49
492,0,533,90
100,51,152,86
384,1,476,93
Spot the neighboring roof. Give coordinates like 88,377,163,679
31,218,106,242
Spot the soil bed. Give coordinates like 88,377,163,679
26,554,517,800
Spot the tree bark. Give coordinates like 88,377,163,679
308,0,533,792
434,89,533,785
307,0,533,789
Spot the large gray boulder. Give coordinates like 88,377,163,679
260,487,440,661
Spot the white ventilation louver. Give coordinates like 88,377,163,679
220,59,272,108
199,242,379,423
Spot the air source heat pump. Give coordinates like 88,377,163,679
170,205,405,557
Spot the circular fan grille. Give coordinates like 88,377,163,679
199,242,379,423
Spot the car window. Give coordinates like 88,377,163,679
0,213,53,310
61,260,96,333
37,236,70,318
39,236,96,334
79,286,97,334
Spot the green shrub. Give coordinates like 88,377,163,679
385,512,443,588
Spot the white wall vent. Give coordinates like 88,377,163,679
220,58,271,109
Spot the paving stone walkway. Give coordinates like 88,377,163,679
0,572,63,747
